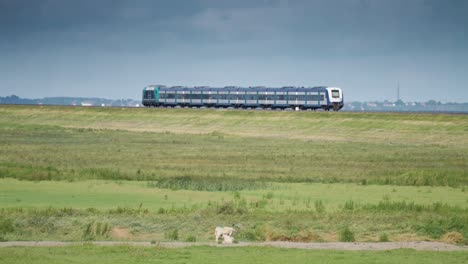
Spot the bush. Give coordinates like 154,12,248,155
339,227,355,242
314,200,325,213
185,235,196,242
240,231,258,241
83,221,95,241
417,220,447,239
264,192,274,199
0,218,14,235
217,202,235,214
238,224,265,241
379,233,389,242
165,229,179,241
344,200,354,211
216,201,247,215
82,221,110,240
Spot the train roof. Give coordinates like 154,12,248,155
151,86,331,92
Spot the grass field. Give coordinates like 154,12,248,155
0,106,466,186
1,179,466,211
1,245,467,264
0,105,467,245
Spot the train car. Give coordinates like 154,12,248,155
142,85,344,111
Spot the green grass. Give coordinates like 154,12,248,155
1,179,466,211
0,105,467,245
0,201,466,242
1,178,465,243
1,105,467,145
0,106,467,186
0,245,467,264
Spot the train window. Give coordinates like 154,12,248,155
288,94,297,101
212,93,220,100
306,94,325,102
144,91,154,99
332,90,340,98
277,94,285,101
190,93,201,100
246,93,256,100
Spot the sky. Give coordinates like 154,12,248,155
1,0,467,102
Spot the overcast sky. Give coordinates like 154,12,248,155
1,0,467,102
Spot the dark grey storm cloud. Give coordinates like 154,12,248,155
1,0,467,101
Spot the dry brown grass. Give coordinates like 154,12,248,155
110,227,133,240
441,232,465,244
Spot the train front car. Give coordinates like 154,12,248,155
142,85,160,107
326,87,344,111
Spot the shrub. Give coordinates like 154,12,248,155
379,233,389,242
238,224,265,241
314,200,325,213
83,221,95,241
240,230,257,241
339,227,355,242
264,192,274,199
417,220,446,239
0,218,14,235
165,229,179,241
185,235,196,242
217,202,235,214
344,200,354,211
82,221,110,240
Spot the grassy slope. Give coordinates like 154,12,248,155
1,105,466,146
1,246,467,264
0,106,467,185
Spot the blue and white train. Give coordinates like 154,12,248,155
142,85,344,111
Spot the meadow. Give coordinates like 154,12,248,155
0,105,467,245
0,106,466,186
1,245,467,264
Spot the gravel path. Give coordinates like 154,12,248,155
1,241,467,251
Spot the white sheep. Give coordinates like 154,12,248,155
223,234,234,244
214,226,235,242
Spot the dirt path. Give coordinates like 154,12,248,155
1,241,467,251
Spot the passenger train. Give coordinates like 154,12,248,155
142,85,344,111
